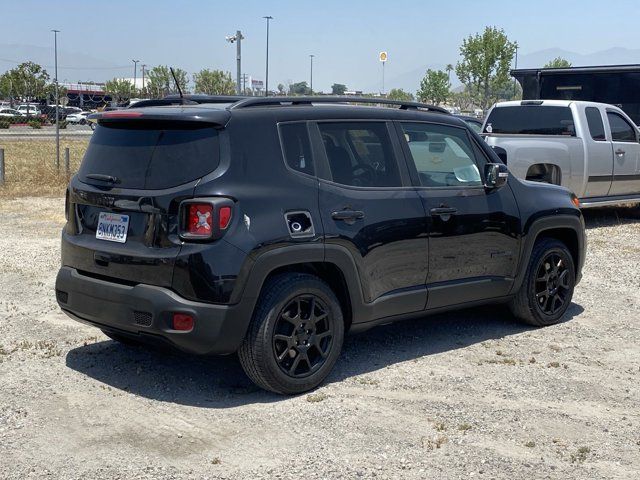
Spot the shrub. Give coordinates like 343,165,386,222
28,119,42,129
0,120,10,129
58,120,68,129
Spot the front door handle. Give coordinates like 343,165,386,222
430,206,458,216
331,209,365,222
615,148,626,156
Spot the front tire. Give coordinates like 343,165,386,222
238,273,345,395
509,238,575,326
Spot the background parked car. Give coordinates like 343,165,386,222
0,108,24,118
16,104,41,116
455,114,483,133
66,111,92,125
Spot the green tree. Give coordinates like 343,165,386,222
455,26,517,109
0,61,50,101
446,63,454,84
417,69,450,105
105,78,134,102
193,69,235,95
288,81,310,95
277,83,286,95
387,88,414,102
331,83,347,95
544,57,572,68
146,66,189,98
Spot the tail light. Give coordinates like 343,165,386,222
178,197,234,241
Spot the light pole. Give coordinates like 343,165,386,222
132,59,139,97
226,31,244,95
52,29,60,169
309,54,314,95
513,43,519,98
263,16,273,96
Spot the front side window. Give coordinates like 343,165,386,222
585,107,606,141
607,112,637,142
400,122,482,187
318,122,401,187
279,122,314,175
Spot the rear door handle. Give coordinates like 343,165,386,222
430,207,458,216
331,209,365,222
615,149,626,156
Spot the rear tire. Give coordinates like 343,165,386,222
509,238,575,326
238,273,345,395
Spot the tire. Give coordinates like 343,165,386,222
101,329,143,347
238,273,345,395
509,238,576,327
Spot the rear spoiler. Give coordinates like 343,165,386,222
88,108,230,127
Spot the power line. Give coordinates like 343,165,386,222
0,57,132,70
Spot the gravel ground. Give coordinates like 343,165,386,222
0,197,638,479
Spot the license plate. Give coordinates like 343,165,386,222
96,212,129,243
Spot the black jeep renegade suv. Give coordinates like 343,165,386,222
55,95,586,394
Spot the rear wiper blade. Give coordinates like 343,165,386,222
85,174,120,184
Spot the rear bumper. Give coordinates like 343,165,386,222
55,267,251,355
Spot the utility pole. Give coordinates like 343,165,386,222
309,54,314,94
513,43,519,98
226,31,244,95
263,16,273,96
132,59,139,96
52,29,60,169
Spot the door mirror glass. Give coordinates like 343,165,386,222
485,163,509,188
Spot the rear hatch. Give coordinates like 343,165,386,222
64,113,225,287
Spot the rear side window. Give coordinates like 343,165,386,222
484,106,575,136
279,122,314,175
318,122,401,187
585,107,606,141
78,122,220,189
607,112,637,142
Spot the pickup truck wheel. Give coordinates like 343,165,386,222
509,238,575,326
238,273,344,395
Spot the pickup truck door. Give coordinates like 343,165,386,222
606,110,640,196
583,106,614,198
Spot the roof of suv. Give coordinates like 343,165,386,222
91,95,465,128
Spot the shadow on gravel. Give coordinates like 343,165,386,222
582,205,639,229
65,302,583,407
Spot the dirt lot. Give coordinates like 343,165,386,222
0,197,638,479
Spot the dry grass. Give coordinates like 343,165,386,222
0,138,88,198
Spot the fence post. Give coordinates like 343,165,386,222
64,147,70,178
0,148,4,186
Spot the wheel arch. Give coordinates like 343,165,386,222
512,214,585,293
231,244,365,334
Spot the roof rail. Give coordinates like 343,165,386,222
228,96,450,114
130,94,248,109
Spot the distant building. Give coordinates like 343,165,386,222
60,82,112,109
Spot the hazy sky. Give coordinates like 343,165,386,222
1,0,638,91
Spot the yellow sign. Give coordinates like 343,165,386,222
379,51,388,63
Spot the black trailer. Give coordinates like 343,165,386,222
512,64,640,124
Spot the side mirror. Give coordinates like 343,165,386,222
485,163,509,189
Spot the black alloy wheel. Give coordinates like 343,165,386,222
534,252,572,316
272,295,334,378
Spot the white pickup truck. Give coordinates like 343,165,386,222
482,100,640,207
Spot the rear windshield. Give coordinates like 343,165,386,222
484,106,576,136
78,122,220,189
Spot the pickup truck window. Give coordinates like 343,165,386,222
606,112,637,142
585,107,606,141
484,106,575,136
400,122,482,188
